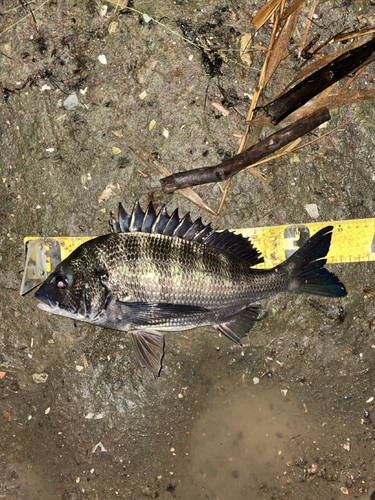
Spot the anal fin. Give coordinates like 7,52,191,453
129,329,164,377
217,305,260,345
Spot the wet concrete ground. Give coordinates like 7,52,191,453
1,1,375,498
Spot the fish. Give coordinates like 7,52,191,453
35,201,347,376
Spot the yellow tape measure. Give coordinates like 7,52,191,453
20,218,375,295
236,218,375,267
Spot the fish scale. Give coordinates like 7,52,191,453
35,201,347,376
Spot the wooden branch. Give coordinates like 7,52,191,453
160,107,330,193
264,35,375,125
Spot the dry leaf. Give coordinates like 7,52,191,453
332,28,375,43
278,138,302,154
110,129,123,139
281,0,305,20
298,0,317,57
252,0,283,31
238,32,254,67
98,182,116,203
265,0,304,85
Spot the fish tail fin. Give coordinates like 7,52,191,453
282,226,347,297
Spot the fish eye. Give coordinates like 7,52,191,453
55,276,68,289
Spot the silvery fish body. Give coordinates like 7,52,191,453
35,202,347,376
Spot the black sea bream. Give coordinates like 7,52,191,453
35,202,347,376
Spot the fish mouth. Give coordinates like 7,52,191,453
36,297,71,317
37,302,57,312
35,289,58,311
37,300,62,314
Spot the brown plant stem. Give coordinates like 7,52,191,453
160,107,330,193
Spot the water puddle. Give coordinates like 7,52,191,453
177,381,310,499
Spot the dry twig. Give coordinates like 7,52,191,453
160,108,330,193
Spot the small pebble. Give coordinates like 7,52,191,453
108,21,118,33
305,203,319,219
32,373,48,383
64,93,80,110
92,441,107,453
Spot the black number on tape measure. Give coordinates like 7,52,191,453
284,225,310,259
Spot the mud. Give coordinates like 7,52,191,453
1,1,375,499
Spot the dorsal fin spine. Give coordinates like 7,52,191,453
142,202,157,233
163,209,180,236
130,201,145,232
118,203,130,232
151,205,170,234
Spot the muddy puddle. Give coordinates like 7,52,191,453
175,377,362,500
176,382,306,499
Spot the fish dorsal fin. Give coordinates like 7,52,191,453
203,229,263,265
110,201,264,266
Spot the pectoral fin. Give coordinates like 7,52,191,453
129,329,165,377
117,300,208,325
